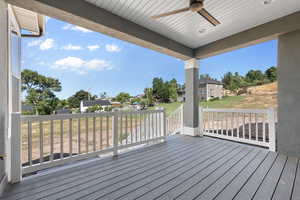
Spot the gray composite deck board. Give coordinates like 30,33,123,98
252,154,287,200
5,138,216,200
49,139,225,200
1,135,299,200
292,161,300,200
214,151,272,200
5,136,203,196
273,157,298,200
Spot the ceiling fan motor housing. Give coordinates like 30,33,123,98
190,2,204,12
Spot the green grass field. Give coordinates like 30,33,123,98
152,96,247,116
150,102,182,116
200,96,246,109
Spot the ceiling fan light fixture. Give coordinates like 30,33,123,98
263,0,275,5
198,28,206,34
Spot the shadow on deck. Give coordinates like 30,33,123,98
1,135,300,200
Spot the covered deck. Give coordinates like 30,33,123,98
1,135,299,200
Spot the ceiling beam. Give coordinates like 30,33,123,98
195,11,300,59
6,0,194,60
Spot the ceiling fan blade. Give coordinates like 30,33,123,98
152,7,190,19
197,8,220,26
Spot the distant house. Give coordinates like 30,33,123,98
21,104,33,113
177,78,224,102
199,78,224,101
54,109,72,115
80,99,111,113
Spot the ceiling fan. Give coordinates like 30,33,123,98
151,0,220,26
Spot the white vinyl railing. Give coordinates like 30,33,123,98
201,108,276,151
166,105,183,135
166,105,276,151
10,109,166,182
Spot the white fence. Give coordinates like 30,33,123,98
166,105,183,135
167,106,276,151
10,110,166,182
202,108,276,151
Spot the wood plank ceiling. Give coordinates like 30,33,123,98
86,0,300,48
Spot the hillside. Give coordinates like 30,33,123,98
203,81,278,109
155,82,278,114
232,81,278,109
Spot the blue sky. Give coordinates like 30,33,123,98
22,17,277,99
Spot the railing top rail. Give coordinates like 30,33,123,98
202,108,270,114
21,109,164,122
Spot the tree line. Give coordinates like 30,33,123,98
21,69,182,115
22,66,276,115
221,66,277,91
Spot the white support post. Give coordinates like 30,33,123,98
199,107,204,137
159,109,166,142
9,113,21,183
183,58,200,136
267,108,276,152
112,113,118,157
180,104,184,133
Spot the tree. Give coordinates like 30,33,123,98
245,70,265,82
56,99,68,110
115,92,131,103
167,79,178,102
144,88,155,106
265,66,277,82
68,90,96,108
86,105,103,113
21,69,61,115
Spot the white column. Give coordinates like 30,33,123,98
183,59,200,136
0,0,9,193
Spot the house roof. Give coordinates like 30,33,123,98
55,109,71,114
22,104,33,111
199,78,223,85
82,99,111,107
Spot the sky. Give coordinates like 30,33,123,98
22,17,277,99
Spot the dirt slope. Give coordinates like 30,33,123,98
234,82,278,109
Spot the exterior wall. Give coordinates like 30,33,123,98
199,84,223,101
0,0,9,194
277,29,300,157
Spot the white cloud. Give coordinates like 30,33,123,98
40,38,55,50
62,24,92,33
87,45,100,51
105,44,121,52
27,39,42,47
53,56,113,75
61,44,83,50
